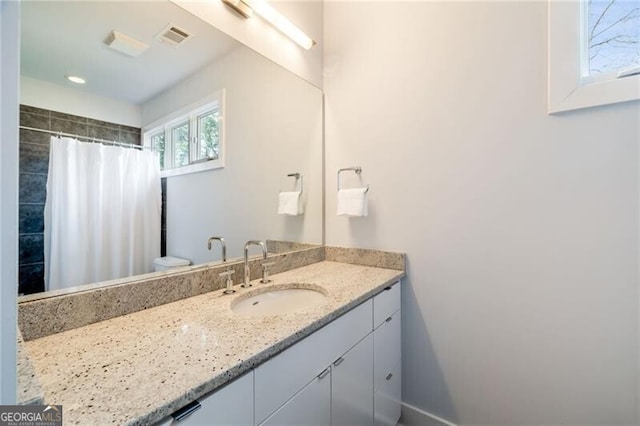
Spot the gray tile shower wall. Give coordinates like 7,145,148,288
19,106,51,296
17,105,150,295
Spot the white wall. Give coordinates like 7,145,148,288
20,76,141,127
171,0,323,88
142,46,323,264
324,2,640,425
0,0,19,404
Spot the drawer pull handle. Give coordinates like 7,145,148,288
171,400,202,422
318,368,330,379
385,316,393,322
333,357,344,366
386,373,393,381
384,286,392,291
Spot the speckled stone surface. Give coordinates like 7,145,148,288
19,247,324,341
325,245,405,270
17,330,43,405
266,240,320,253
21,261,404,425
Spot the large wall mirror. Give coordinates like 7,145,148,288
18,1,323,299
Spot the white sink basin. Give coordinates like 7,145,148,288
231,284,327,316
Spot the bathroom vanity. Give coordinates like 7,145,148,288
157,280,401,425
17,247,405,425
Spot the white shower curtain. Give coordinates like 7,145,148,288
44,137,161,291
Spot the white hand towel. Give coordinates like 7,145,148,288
337,188,368,217
278,191,303,215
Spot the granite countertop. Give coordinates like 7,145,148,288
17,330,44,405
22,260,404,425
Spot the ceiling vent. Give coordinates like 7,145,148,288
104,30,149,57
155,24,192,46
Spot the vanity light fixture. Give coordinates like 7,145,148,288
65,75,86,84
222,0,315,50
222,0,253,18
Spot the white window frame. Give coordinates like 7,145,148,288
548,0,640,114
143,89,225,177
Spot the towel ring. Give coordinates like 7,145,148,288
337,166,369,193
287,173,303,193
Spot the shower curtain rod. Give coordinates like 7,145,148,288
19,125,151,151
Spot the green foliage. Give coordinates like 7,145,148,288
152,133,165,169
152,109,220,170
173,122,190,167
199,111,220,161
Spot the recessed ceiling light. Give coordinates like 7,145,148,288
65,75,86,84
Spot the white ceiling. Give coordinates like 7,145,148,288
21,1,242,105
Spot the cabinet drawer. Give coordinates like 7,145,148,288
373,310,401,391
373,282,400,329
255,299,372,423
156,371,254,425
374,360,401,426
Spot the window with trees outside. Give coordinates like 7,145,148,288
143,92,225,177
549,0,640,113
585,0,639,81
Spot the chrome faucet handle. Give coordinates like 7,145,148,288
219,269,235,294
261,262,275,283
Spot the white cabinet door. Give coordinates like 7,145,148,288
157,371,254,425
260,372,331,426
331,333,373,426
373,361,401,426
374,310,401,426
255,299,372,423
373,312,401,391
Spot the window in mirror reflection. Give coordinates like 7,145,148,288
172,121,190,167
144,90,225,177
197,111,220,161
150,132,166,169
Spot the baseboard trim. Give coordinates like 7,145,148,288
400,402,458,426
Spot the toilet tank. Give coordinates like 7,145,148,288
153,256,191,272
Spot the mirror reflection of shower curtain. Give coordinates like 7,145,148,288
44,136,161,291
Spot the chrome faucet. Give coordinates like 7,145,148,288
243,240,270,287
207,236,227,262
208,236,235,294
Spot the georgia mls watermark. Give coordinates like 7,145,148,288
0,405,62,426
